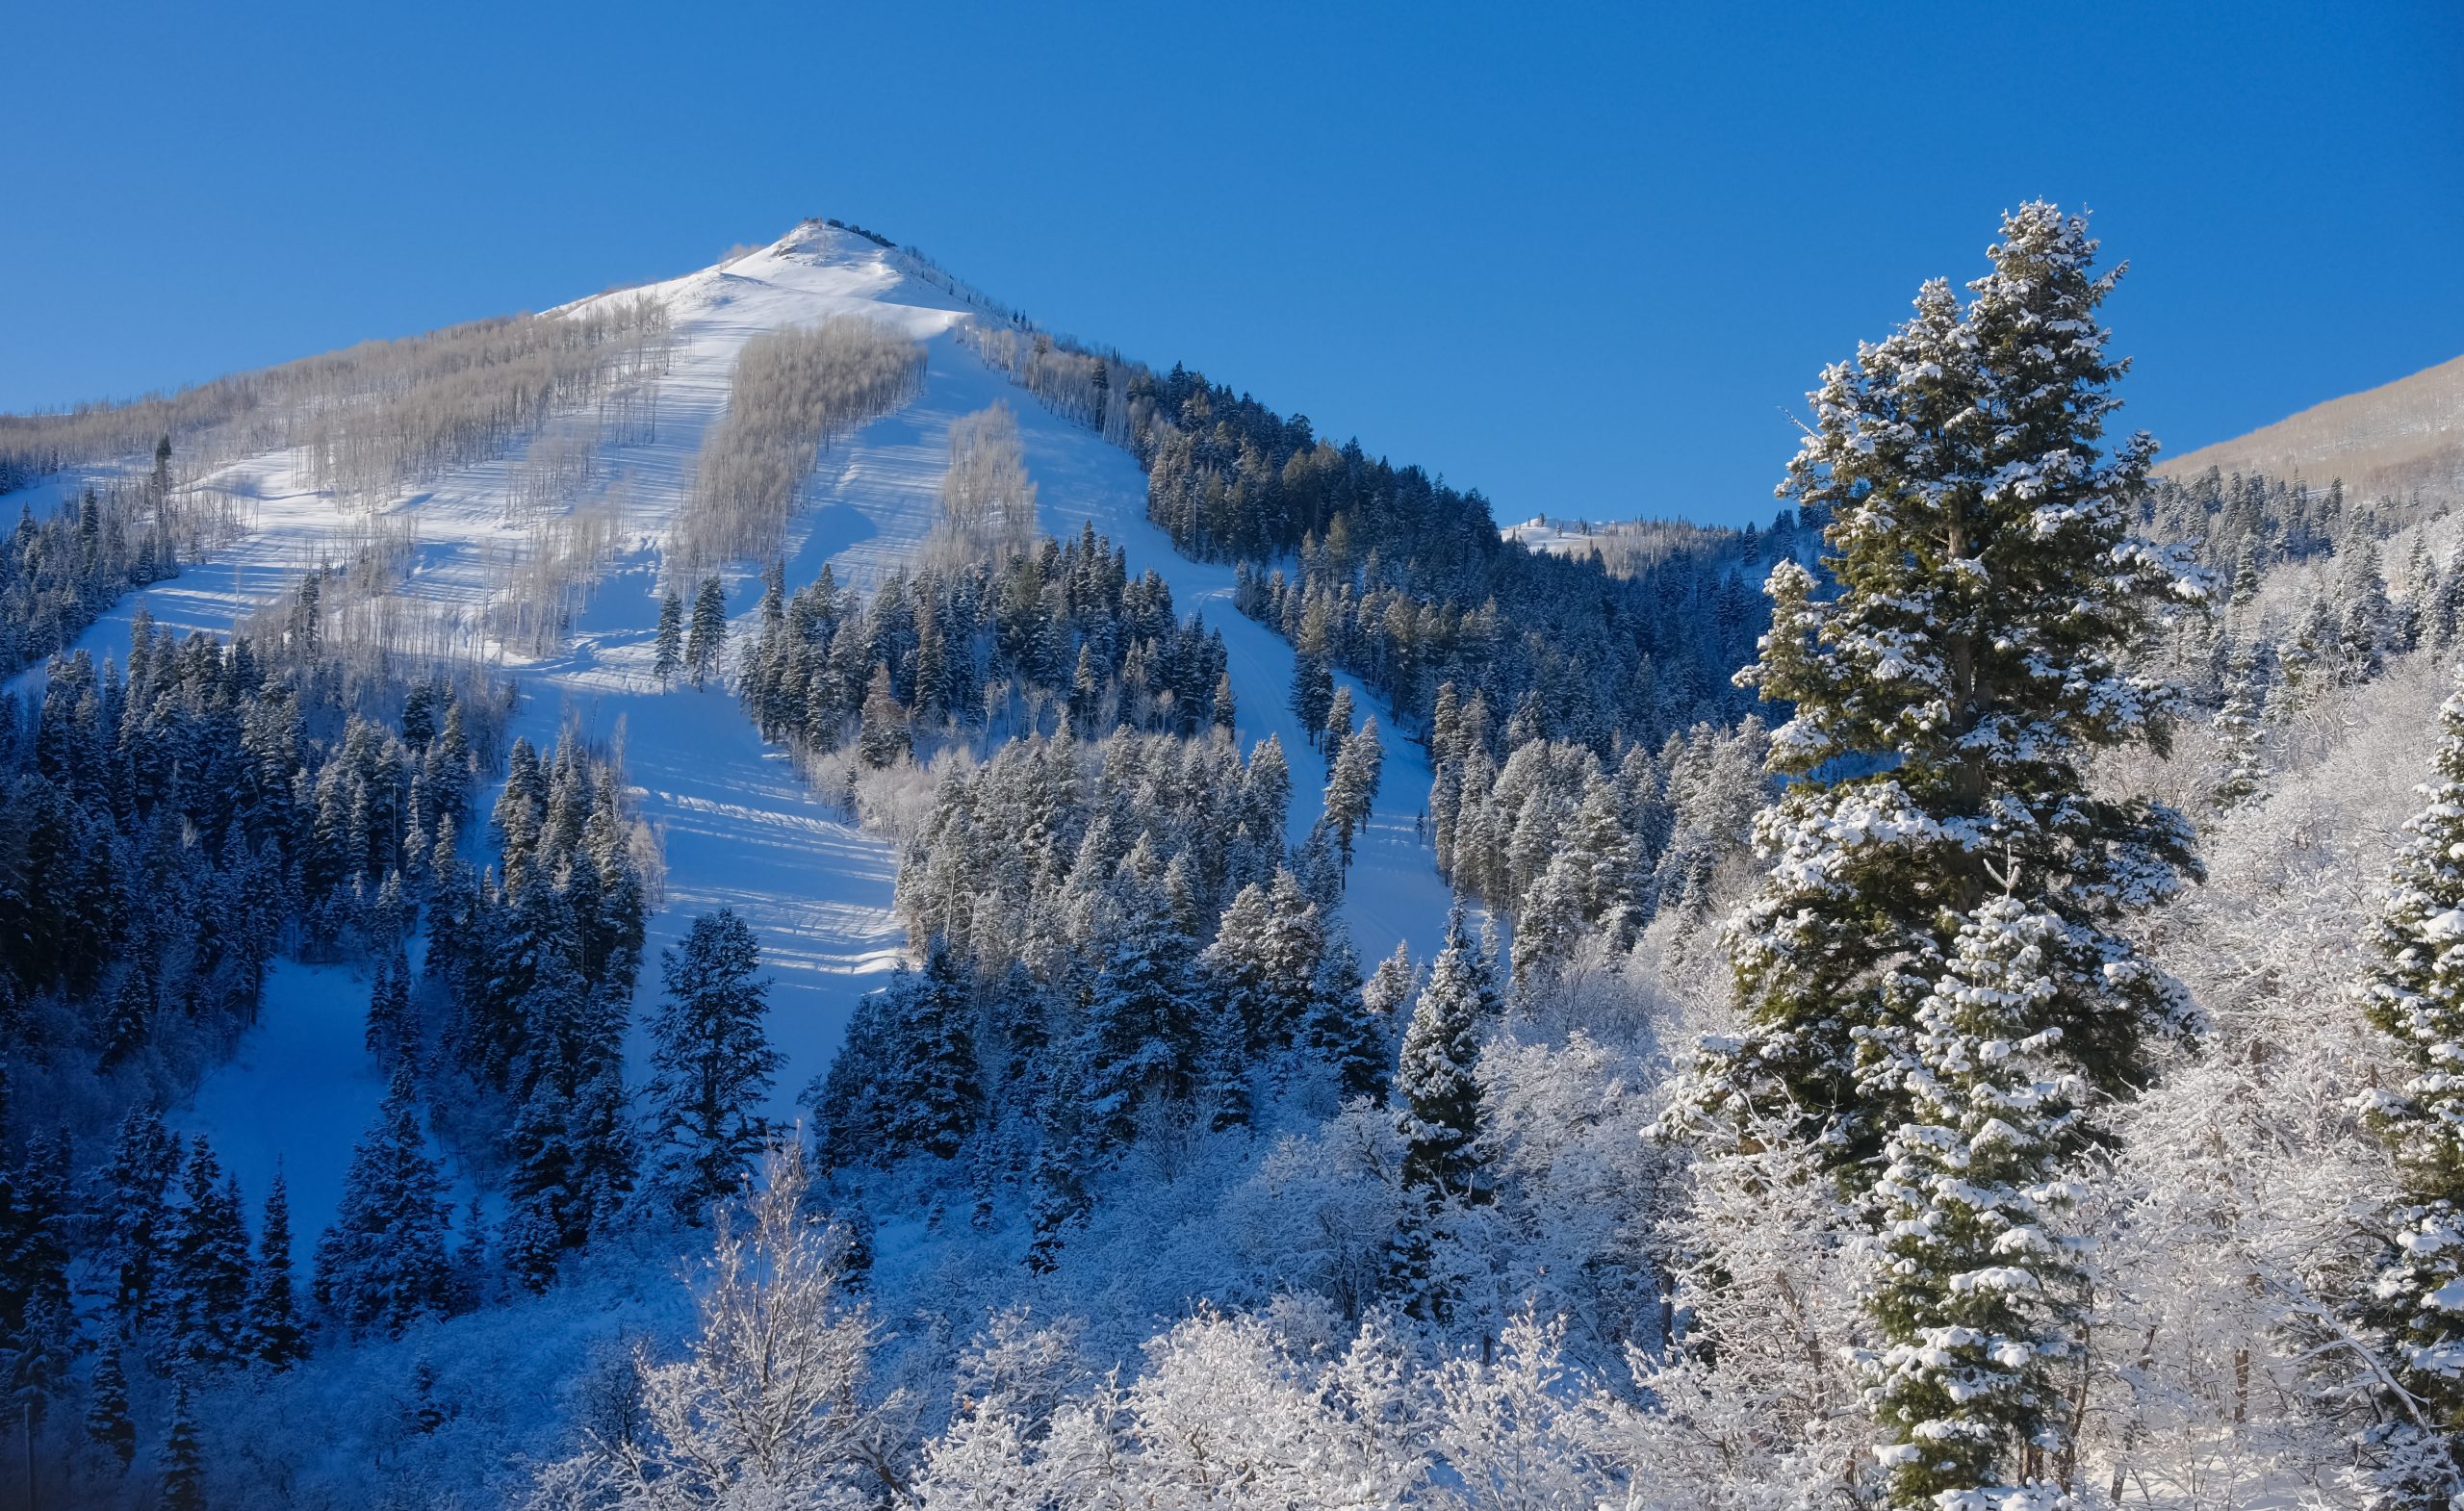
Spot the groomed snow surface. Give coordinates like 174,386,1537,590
25,221,1455,1247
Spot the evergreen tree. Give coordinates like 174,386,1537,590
160,1380,205,1511
2338,544,2394,685
1211,669,1238,735
646,909,780,1216
1302,927,1386,1103
1691,203,2199,1171
565,1059,641,1242
0,1129,72,1438
502,1088,578,1293
1362,942,1417,1027
1509,852,1585,999
314,1072,452,1338
1290,623,1334,737
2428,555,2464,651
1026,1061,1093,1274
91,1103,178,1339
685,575,728,689
887,939,983,1162
1561,772,1640,935
84,1342,135,1473
654,587,684,684
1864,898,2087,1508
366,947,415,1077
2356,665,2464,1503
166,1136,252,1371
99,965,152,1069
1322,685,1355,754
1079,865,1198,1150
858,662,911,768
1396,908,1490,1206
2209,647,2269,815
247,1169,305,1370
1322,719,1384,867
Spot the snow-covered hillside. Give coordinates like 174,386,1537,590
16,220,1453,1240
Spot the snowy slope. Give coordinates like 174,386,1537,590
21,221,1456,1240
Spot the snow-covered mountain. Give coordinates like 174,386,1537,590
13,203,2461,1511
9,219,1454,1242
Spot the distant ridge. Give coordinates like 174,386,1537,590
2158,350,2464,504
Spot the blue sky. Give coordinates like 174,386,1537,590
3,1,2456,527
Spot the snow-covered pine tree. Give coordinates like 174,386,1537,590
646,908,781,1216
1864,897,2087,1508
0,1126,71,1431
1562,771,1639,937
1693,203,2201,1171
503,1079,581,1292
1201,868,1327,1057
160,1380,204,1511
1211,668,1238,735
366,947,415,1076
858,662,911,768
1363,942,1417,1030
2356,664,2464,1501
2209,646,2269,814
91,1103,178,1339
2428,554,2464,651
1397,907,1490,1205
247,1168,305,1370
84,1341,134,1472
887,938,983,1162
1290,602,1335,738
314,1071,452,1338
1323,685,1355,755
1026,1055,1094,1274
685,575,729,689
1244,730,1292,826
1389,909,1493,1320
654,587,683,684
566,1057,640,1238
2339,544,2394,685
1509,852,1585,1000
165,1135,252,1371
1302,925,1388,1103
1079,852,1199,1150
1323,719,1385,867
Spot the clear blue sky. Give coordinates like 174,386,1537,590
3,1,2457,526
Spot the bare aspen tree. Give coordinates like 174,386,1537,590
677,317,926,572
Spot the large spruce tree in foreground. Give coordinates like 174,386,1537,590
1685,203,2201,1506
1694,202,2200,1167
2356,665,2464,1504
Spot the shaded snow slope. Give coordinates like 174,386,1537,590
24,221,1455,1241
